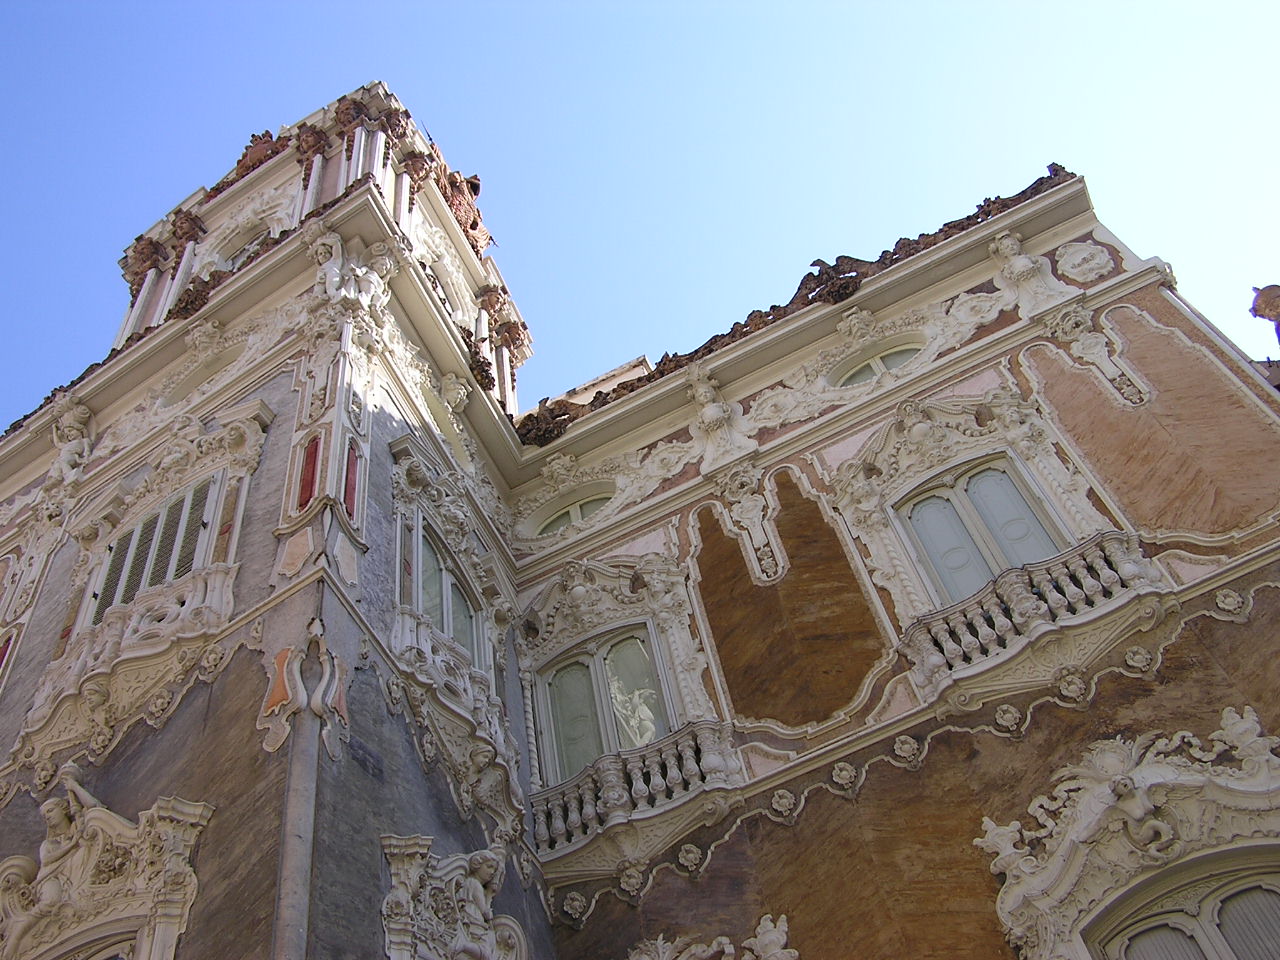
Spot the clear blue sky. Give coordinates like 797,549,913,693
1,2,1275,432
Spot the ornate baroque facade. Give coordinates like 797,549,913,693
1,84,1278,960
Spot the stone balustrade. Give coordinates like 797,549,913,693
530,719,740,856
900,531,1163,699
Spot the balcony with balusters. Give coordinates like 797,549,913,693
529,718,743,868
898,530,1172,701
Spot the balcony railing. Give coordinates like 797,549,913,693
530,718,741,857
899,531,1164,700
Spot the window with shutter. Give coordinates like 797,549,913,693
88,478,217,625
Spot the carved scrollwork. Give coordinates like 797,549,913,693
0,764,213,960
974,705,1280,959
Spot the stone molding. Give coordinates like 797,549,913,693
510,231,1116,556
624,913,799,960
0,765,212,960
381,835,529,960
974,705,1280,960
253,616,351,760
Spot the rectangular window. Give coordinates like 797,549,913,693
90,478,216,625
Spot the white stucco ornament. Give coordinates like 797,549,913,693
974,705,1280,959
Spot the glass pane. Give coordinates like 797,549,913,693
450,582,475,658
538,510,572,535
603,636,668,749
908,495,995,603
881,347,920,370
839,362,875,387
1218,887,1280,960
1120,924,1208,960
548,663,603,781
419,533,444,626
578,496,611,520
965,469,1058,568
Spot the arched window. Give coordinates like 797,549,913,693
836,346,921,387
536,495,612,536
540,630,671,783
1087,865,1280,960
899,462,1062,604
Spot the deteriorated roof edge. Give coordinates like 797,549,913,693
514,163,1077,447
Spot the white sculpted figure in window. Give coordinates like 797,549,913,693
544,633,670,782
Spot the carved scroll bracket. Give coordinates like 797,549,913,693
252,616,350,758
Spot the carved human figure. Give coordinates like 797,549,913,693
48,399,94,488
310,232,347,303
989,231,1071,316
441,372,472,413
451,848,503,960
1109,774,1174,852
687,367,757,473
2,767,103,959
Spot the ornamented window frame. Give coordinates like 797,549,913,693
1087,862,1280,960
894,455,1068,608
827,387,1114,623
829,337,926,389
396,503,490,672
12,403,269,774
534,623,676,785
77,472,224,634
519,555,718,791
974,705,1280,960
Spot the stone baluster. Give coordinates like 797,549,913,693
644,752,667,804
931,620,964,668
1049,561,1086,614
1084,543,1120,595
579,777,600,833
565,788,583,840
549,798,567,847
533,798,550,853
1031,570,1069,619
677,732,702,788
626,756,651,809
967,603,998,656
982,594,1016,646
947,611,980,662
1068,555,1103,604
662,743,685,796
